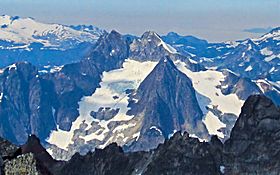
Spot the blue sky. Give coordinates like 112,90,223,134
1,0,280,41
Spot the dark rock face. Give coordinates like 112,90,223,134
4,153,47,175
21,135,59,172
46,30,129,131
0,95,280,175
56,95,280,175
129,31,205,72
144,132,219,175
49,133,219,175
0,137,19,160
224,95,280,174
58,143,147,175
127,57,209,151
0,30,130,144
219,70,261,100
0,62,56,144
219,40,271,80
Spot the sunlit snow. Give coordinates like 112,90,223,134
175,60,244,138
47,59,157,150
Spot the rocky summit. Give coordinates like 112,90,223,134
0,95,279,175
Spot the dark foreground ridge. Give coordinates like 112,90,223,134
0,94,280,175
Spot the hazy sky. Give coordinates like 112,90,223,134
1,0,280,42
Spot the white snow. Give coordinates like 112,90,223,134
264,54,280,62
189,58,198,64
220,166,225,174
50,66,63,73
254,29,280,42
8,64,17,71
0,15,100,48
0,93,3,103
133,132,141,141
175,60,244,138
269,67,275,73
161,42,177,53
151,32,177,53
47,59,157,150
168,130,178,139
150,126,163,135
245,65,253,72
203,111,226,138
255,79,280,94
110,49,115,56
46,148,53,157
261,48,273,56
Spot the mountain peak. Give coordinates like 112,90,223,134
268,27,280,35
127,57,208,151
229,94,280,142
0,15,103,49
140,31,162,43
142,31,160,37
166,32,180,37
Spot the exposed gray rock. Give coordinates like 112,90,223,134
219,69,261,100
129,31,205,72
224,95,280,174
4,153,42,175
127,57,209,151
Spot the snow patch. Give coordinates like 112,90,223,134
245,65,253,72
261,48,273,56
0,93,3,103
47,59,157,150
220,166,225,174
150,126,163,135
175,60,244,138
50,66,63,73
264,54,280,62
203,111,226,138
8,64,17,71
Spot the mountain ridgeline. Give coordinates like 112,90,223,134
0,95,280,175
0,15,280,173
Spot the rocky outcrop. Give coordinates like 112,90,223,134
56,95,280,175
0,62,56,144
21,135,61,173
129,31,205,72
223,95,280,174
0,30,130,144
144,132,219,175
0,95,280,175
219,70,261,100
45,30,129,131
3,153,49,175
58,143,147,175
127,57,209,151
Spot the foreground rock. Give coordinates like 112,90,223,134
224,95,280,174
0,95,280,175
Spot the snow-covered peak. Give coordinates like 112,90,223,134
140,31,177,53
0,15,104,49
254,27,280,42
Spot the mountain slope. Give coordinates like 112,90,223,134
127,57,208,151
0,15,104,68
0,30,129,146
0,15,103,49
163,27,280,83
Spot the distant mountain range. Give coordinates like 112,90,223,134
0,15,279,162
0,15,104,68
